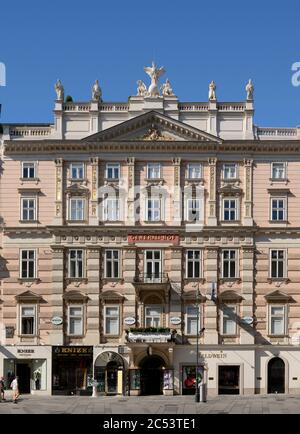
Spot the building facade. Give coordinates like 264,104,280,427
1,66,300,396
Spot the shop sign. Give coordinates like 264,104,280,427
128,234,179,245
53,346,93,357
17,348,35,358
51,316,63,326
124,317,136,326
242,316,254,325
199,352,227,359
170,316,181,325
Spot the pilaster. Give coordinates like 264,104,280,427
126,157,135,225
86,247,100,344
208,158,217,226
90,157,99,225
244,159,253,226
49,246,65,345
240,246,255,344
208,100,218,136
53,158,64,225
172,157,181,225
204,247,219,344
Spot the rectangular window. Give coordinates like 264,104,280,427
185,306,200,335
223,199,237,221
222,250,237,278
21,305,36,335
187,163,202,179
68,306,83,336
21,250,36,279
271,198,285,221
104,197,120,221
147,163,161,179
186,250,201,278
21,197,36,221
105,250,120,278
147,198,161,221
269,305,286,335
69,250,84,278
222,305,237,335
223,163,237,180
71,163,84,180
70,198,85,221
270,250,285,278
145,305,162,327
104,306,120,335
22,162,36,179
272,162,286,180
106,163,120,180
187,199,200,221
145,250,161,282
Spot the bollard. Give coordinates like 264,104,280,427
199,382,207,402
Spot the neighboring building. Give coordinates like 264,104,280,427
1,65,300,396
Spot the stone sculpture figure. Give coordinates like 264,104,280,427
55,79,64,101
136,80,147,96
246,79,254,100
92,80,102,101
208,80,216,101
144,62,166,97
161,78,174,96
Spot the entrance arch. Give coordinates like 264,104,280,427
94,351,125,395
268,357,285,394
139,355,165,395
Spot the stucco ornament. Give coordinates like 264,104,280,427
136,80,147,96
144,61,166,97
161,78,174,96
55,79,64,101
246,79,254,100
92,80,102,101
208,80,216,101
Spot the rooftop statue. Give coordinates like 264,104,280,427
161,78,174,96
55,79,64,101
92,80,102,102
144,62,166,97
246,79,254,100
208,80,216,101
136,80,147,96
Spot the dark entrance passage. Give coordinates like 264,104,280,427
140,355,165,395
16,363,31,394
268,357,285,394
218,365,240,395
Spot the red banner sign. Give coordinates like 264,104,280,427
128,234,179,244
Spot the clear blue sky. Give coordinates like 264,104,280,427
1,0,300,126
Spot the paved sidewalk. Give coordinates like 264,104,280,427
0,392,300,414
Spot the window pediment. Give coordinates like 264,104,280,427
218,185,242,196
66,183,89,196
99,290,124,302
15,290,45,303
265,290,293,303
218,290,243,303
63,290,89,302
182,290,206,302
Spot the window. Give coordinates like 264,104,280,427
146,198,161,221
222,305,237,335
106,163,120,180
21,197,36,221
70,163,84,180
223,163,237,180
186,199,200,221
20,250,36,279
145,305,162,327
145,250,161,281
187,163,202,179
272,163,286,180
147,163,161,179
270,250,285,278
222,250,237,278
105,250,120,278
69,250,84,278
223,199,238,221
69,198,85,221
103,197,120,221
186,250,201,278
22,162,36,179
104,306,120,335
68,306,83,336
271,198,286,221
185,306,200,335
269,305,286,335
20,305,36,335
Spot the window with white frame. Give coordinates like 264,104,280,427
105,250,120,278
106,163,120,180
20,305,36,335
103,197,120,221
185,305,200,335
187,163,202,179
222,250,237,278
145,305,162,327
271,198,286,221
223,198,238,221
69,198,85,221
186,198,200,221
222,305,237,335
147,163,161,179
69,250,84,278
223,163,237,180
21,197,37,221
70,163,84,180
272,162,286,180
270,250,286,278
68,305,84,336
145,250,161,281
104,306,120,335
22,162,36,179
269,305,286,335
20,250,36,279
186,250,201,278
146,198,161,221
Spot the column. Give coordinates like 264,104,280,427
204,247,219,344
172,157,181,226
49,246,65,345
90,157,99,225
53,158,64,225
86,248,100,344
208,158,217,226
126,157,135,226
243,159,253,226
240,246,255,345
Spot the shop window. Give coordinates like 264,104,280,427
182,366,204,395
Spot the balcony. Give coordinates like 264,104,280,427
134,273,169,284
126,327,173,343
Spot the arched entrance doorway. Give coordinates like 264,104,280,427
268,357,285,394
94,351,125,395
139,355,165,395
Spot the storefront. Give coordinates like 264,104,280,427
52,346,93,395
94,350,126,395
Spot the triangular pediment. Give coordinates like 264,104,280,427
15,290,45,303
265,290,293,302
83,111,222,143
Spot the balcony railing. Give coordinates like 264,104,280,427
134,273,169,284
126,327,172,343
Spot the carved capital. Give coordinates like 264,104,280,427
208,157,217,166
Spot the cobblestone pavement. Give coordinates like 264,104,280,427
0,391,300,414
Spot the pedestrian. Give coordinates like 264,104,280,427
10,376,19,404
0,376,5,402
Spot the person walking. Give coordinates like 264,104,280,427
0,377,5,402
10,376,19,404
